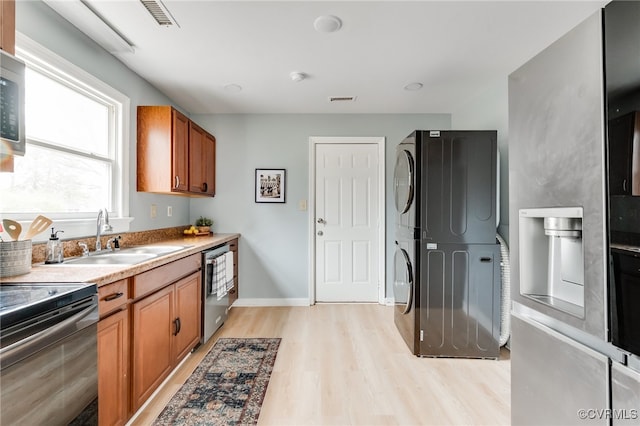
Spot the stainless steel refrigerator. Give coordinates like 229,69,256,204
509,3,640,424
393,130,501,358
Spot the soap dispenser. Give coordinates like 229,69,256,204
45,227,64,264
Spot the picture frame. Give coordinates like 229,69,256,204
255,168,286,203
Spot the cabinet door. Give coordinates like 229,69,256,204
173,272,202,362
203,132,216,196
172,109,189,192
188,124,215,196
0,0,16,54
131,285,174,410
98,309,129,426
608,111,640,196
188,122,205,193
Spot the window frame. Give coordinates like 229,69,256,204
9,34,132,242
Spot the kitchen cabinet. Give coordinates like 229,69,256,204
97,279,130,426
608,111,640,196
0,0,15,173
188,122,216,196
137,105,215,197
0,0,15,54
228,238,239,306
131,254,201,411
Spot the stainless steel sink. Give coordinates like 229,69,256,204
59,245,192,266
122,245,190,255
63,252,157,265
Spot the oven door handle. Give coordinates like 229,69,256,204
0,300,98,371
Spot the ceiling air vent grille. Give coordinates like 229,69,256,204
140,0,179,27
329,96,357,102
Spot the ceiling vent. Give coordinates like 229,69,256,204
140,0,180,27
329,96,357,102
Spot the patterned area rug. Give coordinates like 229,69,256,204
153,338,281,425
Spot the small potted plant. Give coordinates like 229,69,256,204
195,216,213,234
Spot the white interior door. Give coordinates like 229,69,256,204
314,142,380,302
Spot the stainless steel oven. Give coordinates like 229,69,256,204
0,283,98,425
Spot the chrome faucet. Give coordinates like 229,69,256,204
95,208,113,252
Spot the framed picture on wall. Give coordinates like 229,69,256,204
255,168,286,203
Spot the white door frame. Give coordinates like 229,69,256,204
308,136,386,305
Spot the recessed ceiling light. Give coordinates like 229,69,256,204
290,72,307,82
314,15,342,33
224,84,242,93
404,82,423,91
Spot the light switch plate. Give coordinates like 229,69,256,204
299,199,307,211
150,204,157,219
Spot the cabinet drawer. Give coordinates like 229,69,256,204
99,279,129,317
133,253,201,299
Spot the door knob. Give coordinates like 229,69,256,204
317,218,326,224
317,231,323,236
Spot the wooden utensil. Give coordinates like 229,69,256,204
2,219,22,241
24,215,53,240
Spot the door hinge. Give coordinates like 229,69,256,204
420,329,424,342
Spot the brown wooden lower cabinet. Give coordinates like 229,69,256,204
131,271,201,411
98,308,129,426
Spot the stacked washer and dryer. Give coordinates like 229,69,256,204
393,130,501,358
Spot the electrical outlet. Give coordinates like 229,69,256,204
299,199,307,211
150,204,157,219
167,206,173,217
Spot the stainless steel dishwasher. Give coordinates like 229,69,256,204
201,244,232,344
0,282,98,425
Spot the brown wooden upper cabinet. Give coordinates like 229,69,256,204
0,0,16,55
137,106,216,197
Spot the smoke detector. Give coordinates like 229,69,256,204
290,72,307,82
314,15,342,33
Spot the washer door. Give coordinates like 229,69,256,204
394,149,415,214
394,244,414,315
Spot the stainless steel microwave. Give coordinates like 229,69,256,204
0,49,26,156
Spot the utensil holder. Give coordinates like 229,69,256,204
0,240,32,277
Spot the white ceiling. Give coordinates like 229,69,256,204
46,0,608,114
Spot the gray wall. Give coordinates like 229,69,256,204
451,77,510,244
16,0,191,231
190,114,451,301
17,1,464,303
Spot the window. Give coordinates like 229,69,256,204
0,35,130,240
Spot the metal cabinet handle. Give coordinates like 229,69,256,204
623,179,628,192
103,292,124,302
173,318,181,336
174,176,181,189
202,182,208,192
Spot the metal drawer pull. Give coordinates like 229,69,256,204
103,292,124,301
480,257,492,263
173,318,181,336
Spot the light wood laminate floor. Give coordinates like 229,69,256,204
130,304,511,425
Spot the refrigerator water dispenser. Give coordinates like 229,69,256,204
519,207,585,318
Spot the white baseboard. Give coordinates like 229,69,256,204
232,298,310,307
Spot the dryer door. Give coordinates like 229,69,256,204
394,149,415,215
394,244,414,314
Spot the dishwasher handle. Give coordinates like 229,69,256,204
0,298,98,371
